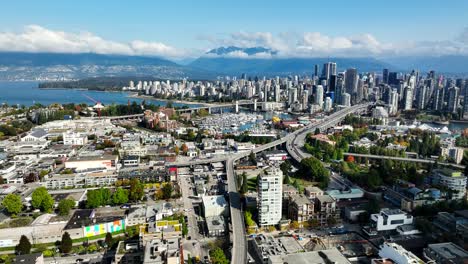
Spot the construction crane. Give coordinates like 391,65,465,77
82,94,104,118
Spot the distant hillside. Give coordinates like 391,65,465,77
190,56,395,76
0,52,178,67
382,55,468,74
0,52,215,80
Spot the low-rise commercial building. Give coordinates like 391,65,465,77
202,195,228,218
252,234,303,264
326,188,364,201
370,209,413,232
423,242,468,264
65,154,118,172
206,216,226,237
268,248,351,264
62,131,88,146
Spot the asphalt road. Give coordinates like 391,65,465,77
226,158,247,264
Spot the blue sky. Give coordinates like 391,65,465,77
0,0,467,58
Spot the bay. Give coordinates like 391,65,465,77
0,81,200,108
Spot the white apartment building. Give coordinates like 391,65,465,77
428,169,467,200
378,242,424,264
258,167,283,226
62,131,88,146
441,146,464,164
119,141,147,157
42,173,117,189
370,209,413,231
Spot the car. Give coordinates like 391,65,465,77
76,259,84,263
187,236,191,240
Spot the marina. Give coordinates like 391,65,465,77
196,112,273,134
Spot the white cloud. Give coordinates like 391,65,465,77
0,25,188,58
202,29,468,58
1,25,468,59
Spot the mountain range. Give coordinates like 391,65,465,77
0,48,467,81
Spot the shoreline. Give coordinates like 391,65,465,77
128,94,212,106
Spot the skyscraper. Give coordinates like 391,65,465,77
322,62,336,81
288,88,298,105
302,90,309,110
328,75,337,93
314,64,319,78
324,97,332,112
335,74,344,105
315,85,324,108
388,72,399,86
258,167,283,226
403,87,413,110
342,93,351,107
389,89,399,115
345,68,358,100
416,85,427,110
383,69,389,84
275,84,281,102
463,84,468,119
448,86,459,113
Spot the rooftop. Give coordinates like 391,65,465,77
269,248,351,264
289,194,311,206
202,195,227,209
65,208,125,229
315,194,335,204
426,242,468,260
67,154,117,162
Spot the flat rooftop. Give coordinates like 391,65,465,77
269,248,351,264
427,242,468,260
65,208,125,229
67,154,117,162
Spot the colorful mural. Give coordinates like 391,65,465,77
83,219,125,237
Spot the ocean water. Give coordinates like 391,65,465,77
0,81,199,108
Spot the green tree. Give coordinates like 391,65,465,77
161,183,173,200
58,199,75,216
86,189,103,208
174,145,180,155
105,232,113,247
15,235,31,255
101,188,111,205
0,254,12,264
31,187,54,212
240,172,248,194
2,193,22,215
87,243,98,253
249,151,256,165
244,211,255,227
296,157,330,188
314,128,321,135
280,160,291,178
129,179,144,201
112,187,129,205
60,232,73,253
210,247,229,264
